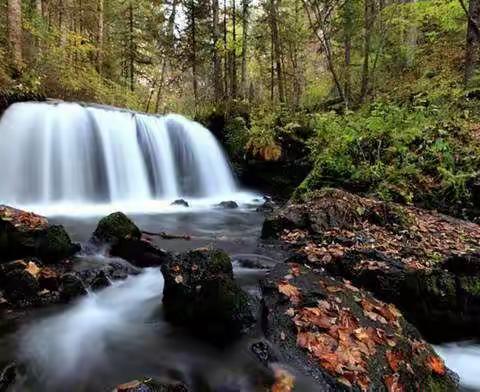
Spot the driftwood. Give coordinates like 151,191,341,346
141,230,191,240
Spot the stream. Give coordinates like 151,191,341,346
0,207,477,390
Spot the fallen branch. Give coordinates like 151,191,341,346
142,230,191,240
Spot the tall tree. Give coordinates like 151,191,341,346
212,0,223,103
230,0,238,98
360,0,375,102
7,0,23,71
240,0,249,98
96,0,104,72
463,0,480,84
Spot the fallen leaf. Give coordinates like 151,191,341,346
426,355,446,376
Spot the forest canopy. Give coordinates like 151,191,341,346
2,0,480,216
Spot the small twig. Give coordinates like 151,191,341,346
142,230,191,240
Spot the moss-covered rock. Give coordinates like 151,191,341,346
161,247,255,343
261,263,458,391
0,205,79,264
92,212,141,243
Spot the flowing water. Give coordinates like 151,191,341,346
0,102,253,216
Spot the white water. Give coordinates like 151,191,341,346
0,102,253,216
436,343,480,389
19,268,164,389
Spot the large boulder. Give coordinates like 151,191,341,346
263,188,480,342
261,263,458,391
91,212,171,267
0,205,80,264
161,247,255,342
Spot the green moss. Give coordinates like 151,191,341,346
423,375,457,392
38,225,77,263
93,212,141,243
458,276,480,296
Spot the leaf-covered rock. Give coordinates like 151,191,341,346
0,205,79,264
264,188,480,341
261,263,458,391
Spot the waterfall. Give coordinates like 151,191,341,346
0,102,245,215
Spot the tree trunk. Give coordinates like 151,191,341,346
129,3,135,91
360,0,374,102
223,0,229,99
240,0,249,98
35,0,42,15
191,2,199,109
465,0,480,84
7,0,23,71
212,0,223,103
343,0,353,108
96,0,104,72
231,0,238,98
60,0,70,48
271,0,284,103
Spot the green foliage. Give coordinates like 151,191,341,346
298,101,480,211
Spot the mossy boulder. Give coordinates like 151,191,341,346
161,247,255,343
92,212,141,244
91,212,171,267
261,263,458,391
0,206,79,264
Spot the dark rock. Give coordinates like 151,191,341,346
256,200,275,213
38,267,60,291
0,205,79,264
91,213,172,267
111,238,173,268
60,273,87,301
161,247,255,343
218,201,239,209
93,212,141,244
0,262,39,303
250,341,277,366
0,362,16,392
89,271,110,291
171,199,189,208
114,379,189,392
261,263,457,391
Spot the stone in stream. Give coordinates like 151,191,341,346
0,362,16,392
0,205,80,264
218,201,239,209
161,247,255,343
262,187,480,342
171,199,189,207
91,212,172,267
114,379,189,392
59,273,87,301
261,262,458,391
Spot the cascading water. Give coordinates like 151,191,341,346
0,102,248,215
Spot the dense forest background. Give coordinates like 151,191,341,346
2,0,480,217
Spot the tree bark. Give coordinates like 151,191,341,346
7,0,23,70
223,0,229,98
465,0,480,84
360,0,374,102
96,0,104,72
271,0,284,102
190,1,199,109
240,0,249,98
231,0,238,98
129,2,135,91
212,0,223,103
343,0,353,108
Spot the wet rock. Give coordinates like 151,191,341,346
161,247,255,343
0,362,16,392
171,199,189,208
38,267,60,291
0,205,79,264
265,188,480,341
0,260,40,303
256,200,275,213
112,238,173,268
92,212,141,244
59,273,87,301
218,201,239,209
91,212,172,267
114,379,189,392
261,263,458,391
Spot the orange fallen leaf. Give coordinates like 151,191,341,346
426,355,446,376
271,367,295,392
384,374,404,392
278,281,301,304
